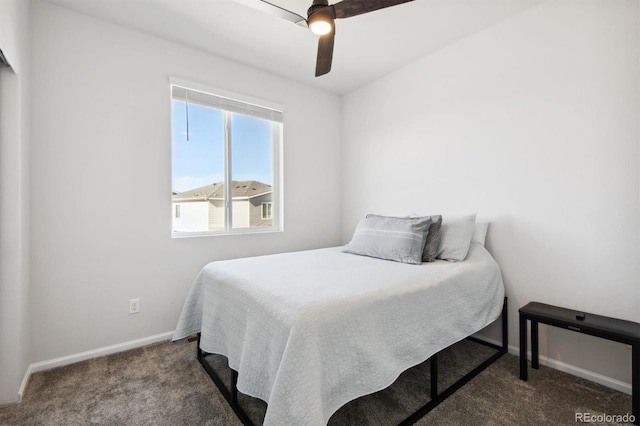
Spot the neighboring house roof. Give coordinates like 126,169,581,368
173,180,272,202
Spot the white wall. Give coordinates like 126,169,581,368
29,0,342,363
0,0,30,405
342,0,639,387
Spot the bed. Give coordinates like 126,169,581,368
173,233,506,425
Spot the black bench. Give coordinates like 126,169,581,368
519,302,640,425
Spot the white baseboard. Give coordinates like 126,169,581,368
472,334,632,395
18,331,174,400
18,365,31,402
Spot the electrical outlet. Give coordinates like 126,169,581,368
129,298,140,314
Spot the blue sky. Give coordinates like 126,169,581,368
171,100,273,192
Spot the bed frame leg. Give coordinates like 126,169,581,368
502,296,509,351
231,370,239,406
430,354,438,399
196,333,203,359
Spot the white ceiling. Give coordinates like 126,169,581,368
43,0,543,94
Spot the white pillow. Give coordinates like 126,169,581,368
436,214,477,261
472,222,489,246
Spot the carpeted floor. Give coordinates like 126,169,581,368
0,339,633,425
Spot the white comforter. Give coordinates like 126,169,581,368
173,242,504,426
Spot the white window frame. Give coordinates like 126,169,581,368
170,77,283,238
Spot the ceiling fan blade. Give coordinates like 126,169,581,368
315,31,335,77
333,0,414,19
235,0,307,26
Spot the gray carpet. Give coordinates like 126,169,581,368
0,339,633,425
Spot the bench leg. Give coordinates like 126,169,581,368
519,314,527,380
531,320,539,370
633,342,638,425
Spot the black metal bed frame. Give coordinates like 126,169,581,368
196,296,509,426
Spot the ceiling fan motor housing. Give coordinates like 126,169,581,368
307,0,330,18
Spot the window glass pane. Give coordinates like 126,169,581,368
230,113,274,229
171,100,226,232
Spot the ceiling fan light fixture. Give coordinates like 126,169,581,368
308,16,332,35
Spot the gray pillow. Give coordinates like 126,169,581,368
436,214,476,261
344,215,431,265
422,215,442,262
366,214,433,259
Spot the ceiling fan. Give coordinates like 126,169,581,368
244,0,415,77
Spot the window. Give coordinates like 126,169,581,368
170,80,283,236
261,202,273,220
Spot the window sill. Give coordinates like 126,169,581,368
171,227,283,239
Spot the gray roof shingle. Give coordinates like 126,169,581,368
173,180,272,201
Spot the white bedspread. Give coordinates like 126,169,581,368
173,242,504,426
